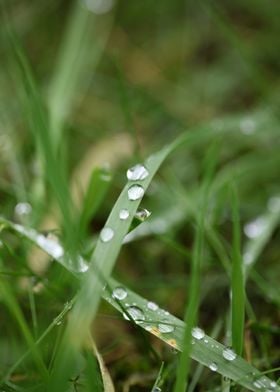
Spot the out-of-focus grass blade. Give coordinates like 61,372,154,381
243,195,280,278
47,1,113,150
1,223,279,390
0,271,48,382
78,167,112,237
231,184,245,357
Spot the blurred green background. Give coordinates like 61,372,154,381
0,0,279,390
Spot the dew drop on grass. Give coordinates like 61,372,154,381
112,286,127,300
100,227,114,242
119,209,130,220
123,306,145,322
222,347,237,361
127,164,149,181
127,184,145,201
158,322,175,333
135,208,151,221
152,388,161,392
191,327,205,340
37,235,64,259
270,381,277,388
244,217,267,239
15,202,32,216
147,301,159,311
209,362,218,372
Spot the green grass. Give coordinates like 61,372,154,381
0,0,280,391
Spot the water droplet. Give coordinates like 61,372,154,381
37,235,64,259
76,256,89,272
158,322,175,333
240,117,256,135
112,286,127,300
253,380,263,389
83,0,114,14
127,184,145,201
119,209,129,220
244,217,267,239
270,381,277,388
56,320,62,326
147,301,159,311
191,327,205,340
152,388,161,392
100,227,114,242
209,362,218,372
123,306,145,322
222,347,237,361
127,164,149,181
204,338,209,343
135,208,151,221
243,251,254,265
15,202,32,216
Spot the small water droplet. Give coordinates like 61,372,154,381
270,381,277,389
37,235,64,259
222,347,237,361
123,306,145,322
15,202,32,216
240,117,256,135
209,362,218,372
253,380,263,389
56,320,62,326
127,184,145,201
147,301,159,311
135,208,151,221
244,217,267,239
152,387,161,392
112,286,127,300
158,322,175,333
127,164,149,181
191,327,205,340
119,209,130,220
100,227,114,242
204,338,209,343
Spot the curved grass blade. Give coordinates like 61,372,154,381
1,220,279,391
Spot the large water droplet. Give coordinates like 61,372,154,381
135,208,151,221
123,306,145,322
112,286,127,300
244,217,267,239
158,322,175,333
15,202,32,216
222,347,237,361
127,164,149,181
127,185,145,201
270,381,277,389
147,301,159,311
191,327,205,340
119,209,129,220
37,235,64,259
209,362,218,372
100,227,114,242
